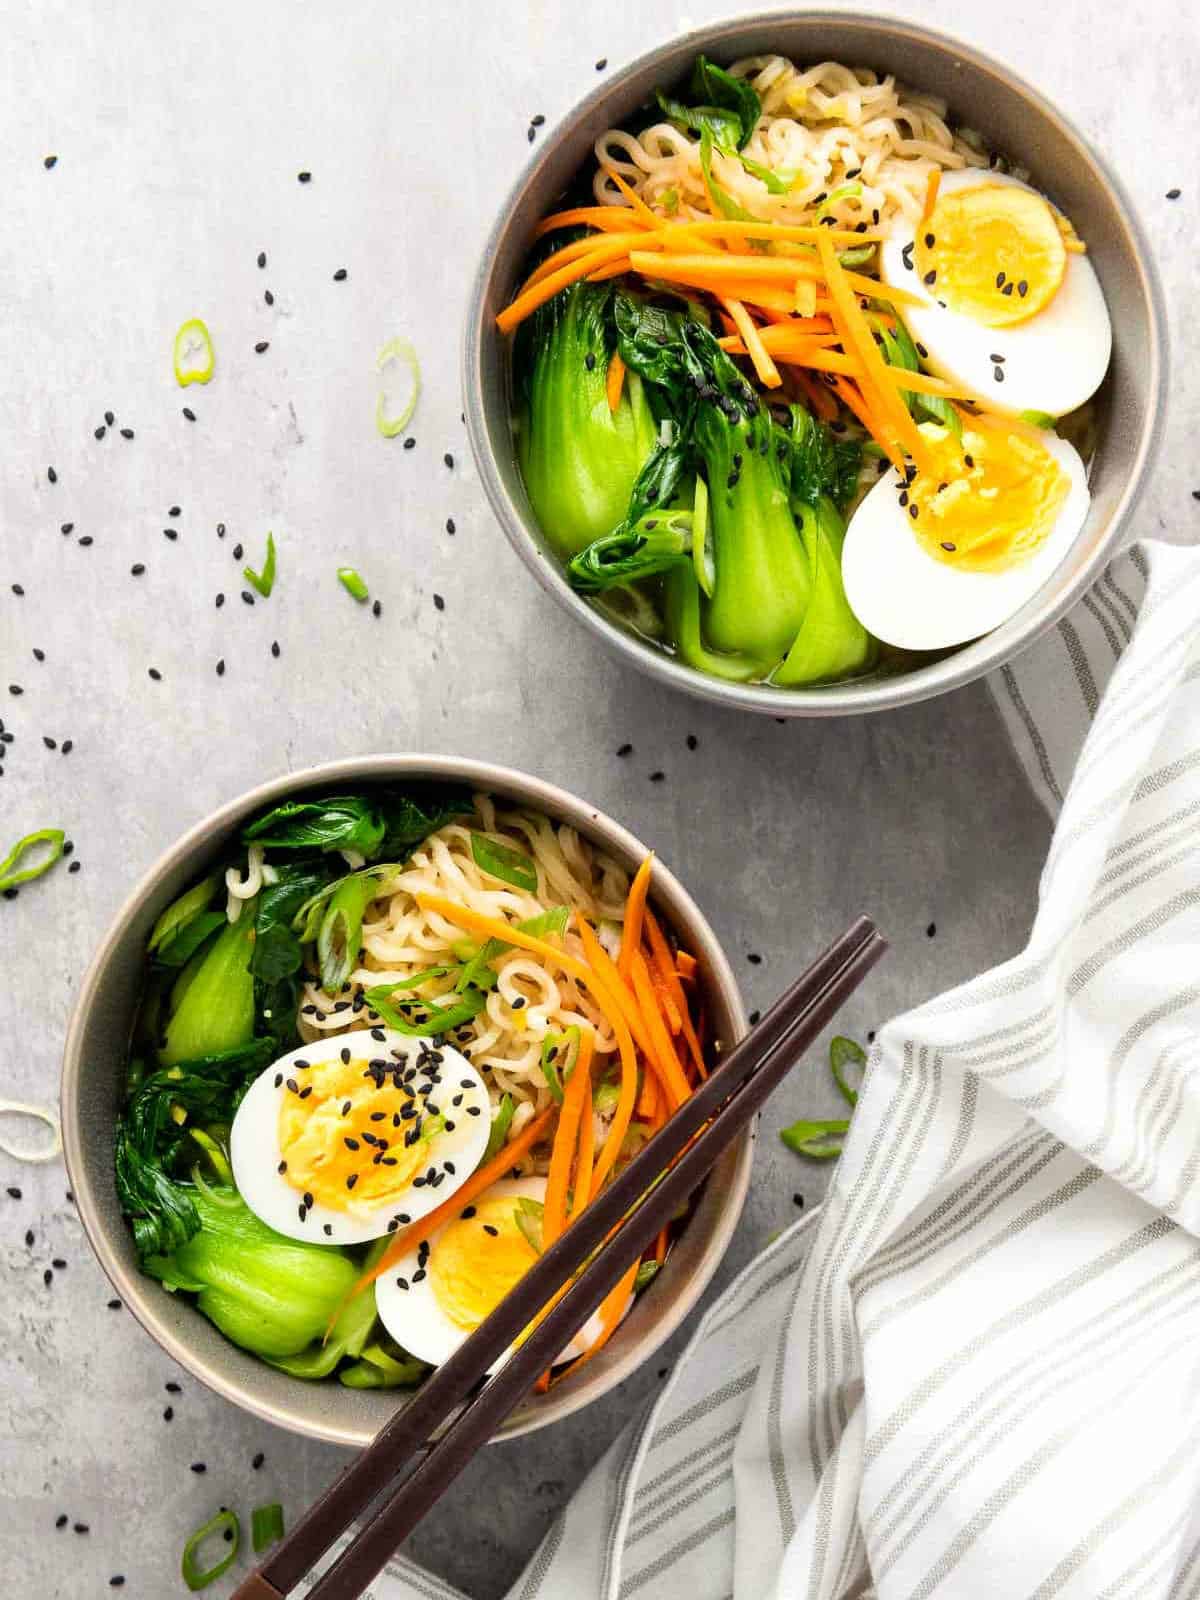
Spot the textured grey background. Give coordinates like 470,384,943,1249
0,0,1194,1594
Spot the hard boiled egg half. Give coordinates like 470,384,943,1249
375,1176,611,1372
879,168,1111,418
842,414,1090,650
230,1030,492,1245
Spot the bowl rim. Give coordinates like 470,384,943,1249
60,754,752,1446
463,7,1168,718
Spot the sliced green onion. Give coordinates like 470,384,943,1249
470,833,538,892
148,875,219,954
659,186,680,216
339,1341,428,1389
830,1035,866,1107
0,828,65,894
0,1099,61,1163
634,1259,660,1292
337,566,369,602
513,1195,544,1253
592,1079,620,1115
817,181,863,217
376,336,420,438
540,1027,580,1104
243,531,277,598
365,982,487,1036
739,153,795,194
518,906,569,940
780,1117,849,1159
251,1503,285,1554
181,1508,240,1591
173,318,215,388
1019,409,1057,429
691,473,713,597
483,1093,515,1161
837,244,877,268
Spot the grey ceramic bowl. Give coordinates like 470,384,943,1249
464,10,1166,717
61,756,751,1447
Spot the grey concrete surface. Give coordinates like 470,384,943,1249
0,1,1194,1595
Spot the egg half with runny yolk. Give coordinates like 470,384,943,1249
879,168,1112,418
841,415,1090,650
375,1176,613,1371
229,1030,492,1245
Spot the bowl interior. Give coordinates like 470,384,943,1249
465,10,1164,716
62,757,750,1447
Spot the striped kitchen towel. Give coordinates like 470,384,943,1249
361,539,1200,1600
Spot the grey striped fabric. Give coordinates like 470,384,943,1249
366,540,1200,1600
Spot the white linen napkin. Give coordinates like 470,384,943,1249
352,539,1200,1600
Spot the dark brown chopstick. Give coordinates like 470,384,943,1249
234,916,885,1600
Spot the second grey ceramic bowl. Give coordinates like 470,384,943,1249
61,756,752,1446
464,10,1165,717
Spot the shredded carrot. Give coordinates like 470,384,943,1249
624,260,799,312
585,258,634,283
661,219,884,247
535,206,653,238
544,1030,595,1250
414,894,640,1197
817,232,930,473
654,1228,668,1265
572,1071,595,1222
496,237,634,333
346,1105,556,1302
644,909,706,1081
549,1257,640,1388
636,1065,660,1122
676,951,697,981
619,856,654,982
631,251,822,284
720,298,781,389
604,169,659,227
523,231,653,291
922,167,942,223
630,950,691,1111
830,376,904,472
576,915,654,1061
796,368,840,422
794,276,818,318
606,351,626,412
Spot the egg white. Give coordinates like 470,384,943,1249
229,1030,492,1246
841,427,1090,651
879,168,1112,418
375,1176,611,1372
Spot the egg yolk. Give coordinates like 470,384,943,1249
429,1195,539,1331
914,183,1068,327
278,1055,434,1216
907,418,1070,572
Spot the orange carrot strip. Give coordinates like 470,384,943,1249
544,1030,595,1249
793,276,818,318
606,351,626,412
654,1228,668,1265
535,206,654,238
413,895,640,1197
923,167,942,223
604,169,659,226
657,218,884,247
572,1072,595,1222
796,368,840,422
619,856,654,982
720,298,781,389
550,1258,640,1387
842,271,925,309
496,238,634,333
576,915,654,1060
630,949,691,1111
676,951,697,980
524,231,654,291
585,258,634,283
624,258,798,311
348,1105,556,1301
644,910,706,1081
632,251,822,283
817,232,930,471
636,1065,659,1122
829,375,903,470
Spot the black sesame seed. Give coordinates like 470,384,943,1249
61,739,72,754
527,127,536,143
105,412,115,426
617,742,633,756
47,466,57,483
265,289,275,305
940,541,957,552
55,1514,67,1529
482,1224,499,1237
43,735,56,749
1001,282,1014,297
926,922,937,937
242,589,255,604
258,251,267,268
989,353,1005,364
120,427,134,438
446,517,456,534
595,57,607,69
915,342,928,358
443,452,454,469
60,522,73,535
44,154,58,169
403,436,416,450
1017,281,1028,297
94,425,106,440
73,1523,89,1535
346,1174,358,1190
11,583,23,596
1166,188,1181,200
25,1229,33,1247
148,667,162,681
649,770,665,783
993,367,1005,384
130,563,145,576
163,527,178,541
298,170,312,183
333,267,348,281
584,352,596,371
107,1299,122,1310
78,534,93,547
43,1268,53,1285
371,599,382,617
190,1461,206,1474
909,504,919,519
163,1406,174,1421
182,408,195,421
68,860,80,873
433,593,445,611
109,1577,125,1588
255,340,269,354
232,542,243,559
923,269,936,285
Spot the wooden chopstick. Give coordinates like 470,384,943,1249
233,917,885,1600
